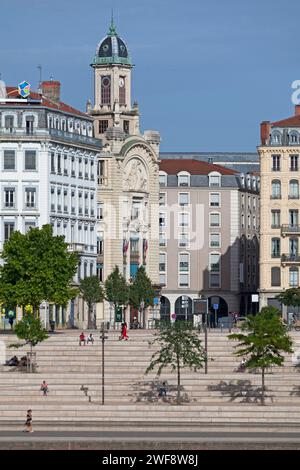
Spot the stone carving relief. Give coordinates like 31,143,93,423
123,158,148,192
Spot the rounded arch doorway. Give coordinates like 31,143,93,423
160,296,171,322
208,296,228,326
175,296,193,322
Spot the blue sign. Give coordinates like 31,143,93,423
18,81,31,98
213,304,219,310
153,297,159,305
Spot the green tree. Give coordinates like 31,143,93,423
10,312,49,372
229,306,293,405
130,265,155,308
0,225,79,315
80,276,104,329
277,288,300,309
105,266,129,320
146,321,206,402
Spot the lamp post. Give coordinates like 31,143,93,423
204,299,208,374
140,299,145,329
109,301,114,330
193,296,208,374
120,304,125,323
100,323,108,405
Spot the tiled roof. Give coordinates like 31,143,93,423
159,159,237,175
272,115,300,127
4,87,88,118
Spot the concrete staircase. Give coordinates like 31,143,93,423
1,330,300,428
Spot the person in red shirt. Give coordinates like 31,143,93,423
79,332,86,346
121,322,129,341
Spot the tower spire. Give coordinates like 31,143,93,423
108,9,117,36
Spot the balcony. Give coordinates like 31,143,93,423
281,254,300,264
68,243,85,253
49,129,102,148
281,225,300,236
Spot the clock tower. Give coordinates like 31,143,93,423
90,19,160,328
89,19,140,142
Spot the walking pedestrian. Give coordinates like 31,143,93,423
8,316,14,329
121,322,129,341
24,409,33,433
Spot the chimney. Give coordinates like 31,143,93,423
41,80,61,103
260,121,271,145
295,105,300,116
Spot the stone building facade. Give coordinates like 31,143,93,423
158,159,260,322
0,79,101,328
259,105,300,316
88,21,160,326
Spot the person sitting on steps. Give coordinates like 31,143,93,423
87,333,94,345
158,381,167,397
79,332,86,346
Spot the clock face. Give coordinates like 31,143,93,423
119,77,125,87
102,76,111,88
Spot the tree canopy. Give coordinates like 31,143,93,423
229,306,293,404
80,276,104,329
105,266,129,308
10,312,49,371
146,321,206,402
129,266,155,309
0,225,79,312
276,288,300,308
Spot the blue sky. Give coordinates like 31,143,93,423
0,0,299,151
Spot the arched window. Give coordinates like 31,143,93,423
209,172,221,187
177,171,190,187
289,180,299,199
271,131,282,145
271,180,281,198
101,75,111,105
289,267,299,287
290,132,299,144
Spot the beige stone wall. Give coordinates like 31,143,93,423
259,145,300,307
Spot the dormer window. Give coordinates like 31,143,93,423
25,116,34,135
4,115,14,133
177,172,190,187
159,172,167,187
290,132,299,144
271,131,281,145
209,172,221,187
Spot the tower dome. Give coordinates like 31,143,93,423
93,20,131,66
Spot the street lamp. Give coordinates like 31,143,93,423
193,296,208,374
100,323,108,405
140,299,145,329
109,301,114,330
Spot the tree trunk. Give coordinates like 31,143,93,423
87,304,93,330
30,343,33,374
177,353,181,403
261,368,265,405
